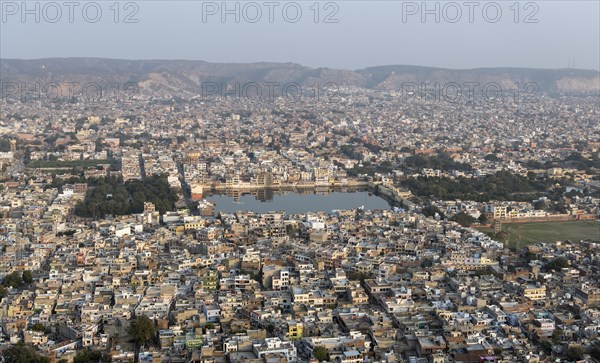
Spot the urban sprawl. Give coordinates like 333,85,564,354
0,87,599,363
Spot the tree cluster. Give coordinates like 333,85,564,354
543,257,569,272
422,205,445,219
451,212,477,227
0,136,14,152
1,270,33,291
2,342,50,363
128,315,158,349
401,171,555,202
73,348,102,363
313,346,330,362
74,175,178,218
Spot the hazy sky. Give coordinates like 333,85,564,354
1,0,599,70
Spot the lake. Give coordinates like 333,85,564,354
204,189,391,214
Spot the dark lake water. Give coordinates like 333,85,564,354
205,190,391,214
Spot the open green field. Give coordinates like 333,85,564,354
479,220,599,248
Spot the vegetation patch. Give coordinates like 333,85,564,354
74,175,178,218
478,220,599,247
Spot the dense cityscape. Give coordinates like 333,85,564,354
0,76,598,363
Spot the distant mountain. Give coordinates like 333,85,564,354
1,58,598,96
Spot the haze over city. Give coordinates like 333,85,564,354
1,1,599,70
0,2,599,363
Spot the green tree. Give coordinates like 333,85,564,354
451,212,476,227
74,175,178,218
22,270,33,284
566,346,583,361
422,205,445,219
540,341,552,355
266,323,275,335
2,271,23,288
533,200,547,210
128,316,157,363
551,328,563,344
129,316,157,346
73,348,102,363
3,342,50,363
544,257,569,272
313,346,330,362
478,213,488,224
